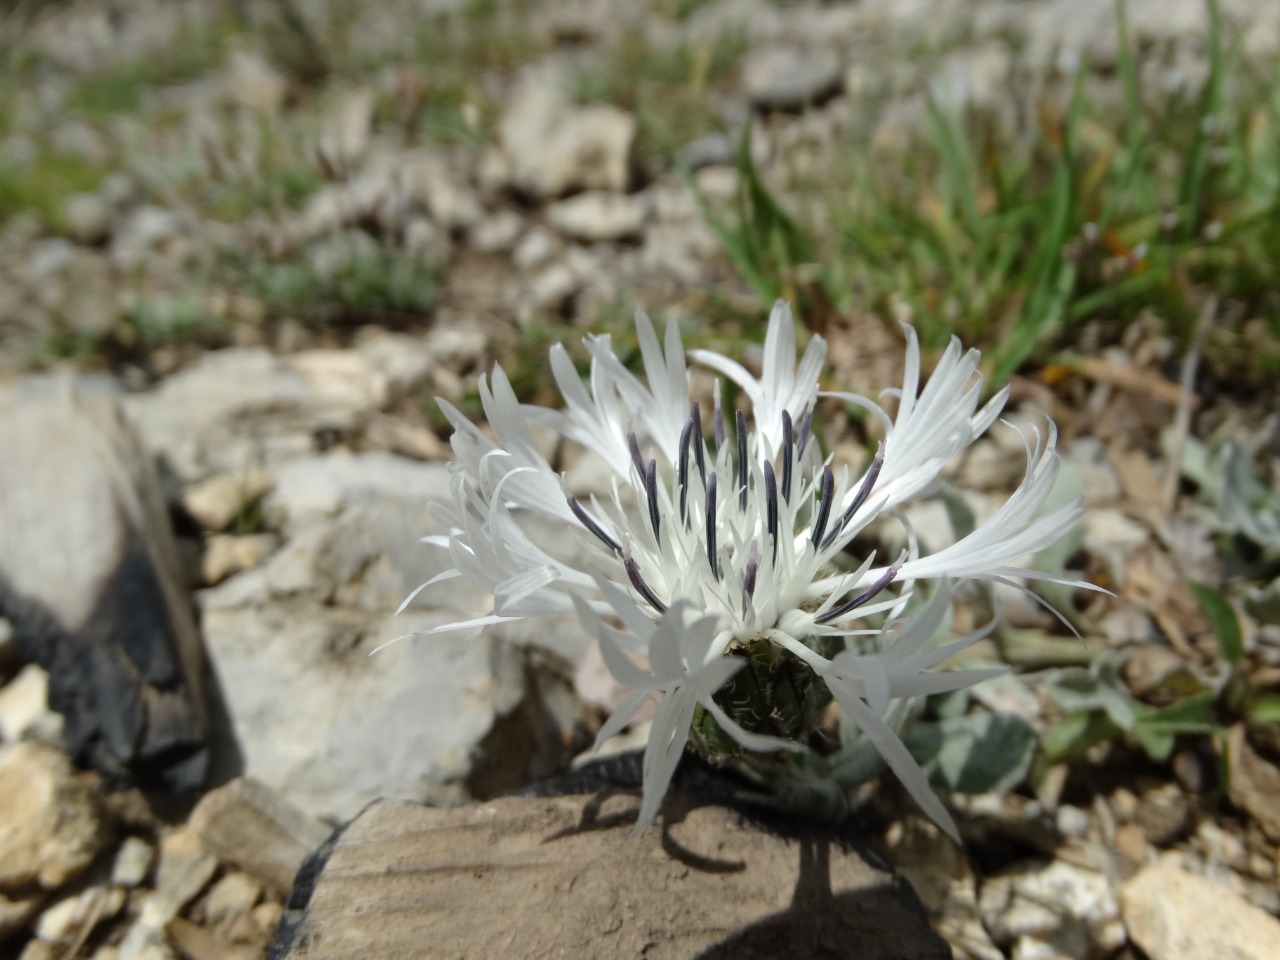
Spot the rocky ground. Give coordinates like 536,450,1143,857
2,0,1280,958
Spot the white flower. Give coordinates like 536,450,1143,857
405,300,1091,836
574,585,800,833
817,582,1003,842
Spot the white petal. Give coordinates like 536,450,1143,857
828,682,961,843
634,690,698,834
594,688,655,749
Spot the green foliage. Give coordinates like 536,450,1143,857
1040,576,1277,771
688,0,1280,381
0,148,103,227
905,712,1038,794
688,126,845,325
1190,582,1244,667
575,25,746,166
232,235,440,329
122,294,224,347
1041,651,1224,764
62,19,237,116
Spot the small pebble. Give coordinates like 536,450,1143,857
112,836,155,888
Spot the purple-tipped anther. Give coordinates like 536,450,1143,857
781,410,794,504
645,458,661,546
815,560,901,625
810,465,835,548
628,432,645,480
736,409,748,511
822,442,884,549
742,541,760,615
763,460,778,564
713,381,725,450
797,410,813,455
690,401,706,485
677,417,694,523
567,495,622,555
624,553,667,613
705,472,719,580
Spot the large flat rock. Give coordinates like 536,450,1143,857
270,791,950,960
0,381,208,790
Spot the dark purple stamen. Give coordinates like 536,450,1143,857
625,554,667,613
628,432,644,479
810,465,834,548
713,385,725,450
797,410,813,455
690,401,706,485
677,417,694,523
705,472,719,580
822,444,884,550
781,411,794,504
763,460,778,564
645,458,661,546
815,563,901,625
736,409,748,511
567,495,621,555
742,542,759,616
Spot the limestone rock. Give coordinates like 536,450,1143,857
200,606,526,822
0,385,209,790
271,792,951,960
223,48,288,115
979,860,1124,958
0,743,106,891
1121,858,1280,960
0,663,63,745
63,192,111,245
35,886,126,945
403,154,483,233
200,534,279,587
111,837,155,888
122,348,376,484
492,75,635,198
181,470,274,533
118,827,217,960
1227,726,1280,843
743,46,844,111
547,191,647,243
190,778,331,894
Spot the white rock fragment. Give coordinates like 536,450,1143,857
742,46,844,110
492,76,635,198
222,48,288,115
980,860,1124,959
35,886,125,944
1121,858,1280,960
190,778,330,894
63,192,111,245
118,827,217,960
525,262,580,315
202,871,263,933
547,191,647,243
0,743,106,890
111,836,155,888
317,88,377,170
181,470,274,533
0,664,62,745
469,210,525,253
512,226,559,271
201,533,279,587
404,154,483,232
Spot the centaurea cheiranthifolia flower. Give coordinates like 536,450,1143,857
401,302,1088,841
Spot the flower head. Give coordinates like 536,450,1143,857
404,301,1089,839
